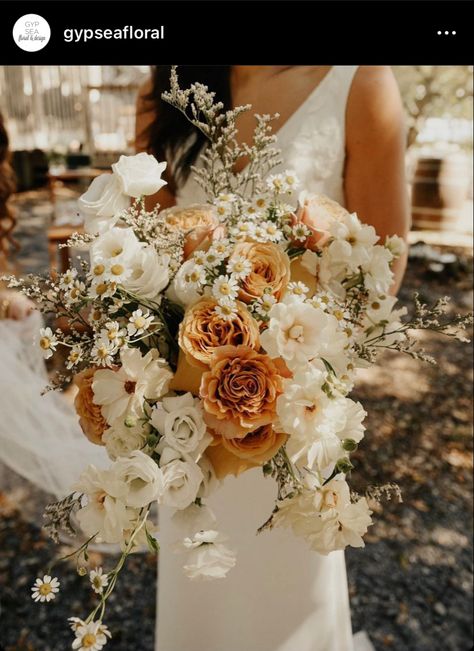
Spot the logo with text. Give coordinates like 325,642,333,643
13,14,51,52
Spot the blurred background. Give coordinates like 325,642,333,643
0,66,472,651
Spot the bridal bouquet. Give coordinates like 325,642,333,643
4,68,471,648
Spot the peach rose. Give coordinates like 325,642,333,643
206,426,288,478
200,345,284,439
179,297,260,369
161,204,220,259
291,192,349,251
74,367,108,445
228,241,290,303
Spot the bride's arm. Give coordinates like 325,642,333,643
344,66,409,295
135,79,176,210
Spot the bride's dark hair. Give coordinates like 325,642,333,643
0,111,17,256
140,66,232,193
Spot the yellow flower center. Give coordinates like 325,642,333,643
111,264,124,276
293,287,304,295
371,301,381,310
93,577,103,589
256,199,265,208
217,206,226,215
96,283,108,296
189,271,201,283
97,346,109,358
82,633,97,648
92,310,102,321
93,264,105,276
69,351,79,362
40,337,51,350
333,310,345,321
219,284,231,296
111,247,123,257
134,316,146,328
266,225,277,234
39,583,52,596
347,236,356,245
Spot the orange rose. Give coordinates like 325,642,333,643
74,367,107,445
206,426,288,478
200,345,284,439
228,241,290,303
179,297,260,369
291,193,348,251
162,204,220,259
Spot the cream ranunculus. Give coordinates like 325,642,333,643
78,174,130,235
181,530,236,580
159,447,204,510
92,348,173,425
111,450,163,508
121,246,170,300
112,153,167,198
273,477,373,554
151,393,211,460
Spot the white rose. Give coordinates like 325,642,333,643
121,246,170,300
181,530,236,580
78,174,130,234
197,454,220,498
102,420,149,461
166,259,203,308
151,393,211,460
112,450,163,508
73,465,135,544
159,447,204,510
112,153,167,198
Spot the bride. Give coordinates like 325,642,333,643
136,65,409,651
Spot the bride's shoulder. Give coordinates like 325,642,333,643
347,66,403,127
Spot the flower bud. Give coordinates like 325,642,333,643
342,439,358,452
336,458,354,474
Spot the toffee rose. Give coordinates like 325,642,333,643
228,242,290,303
207,426,288,479
291,192,349,251
161,204,220,259
179,297,260,369
200,345,284,439
74,367,108,445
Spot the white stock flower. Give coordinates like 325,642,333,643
385,234,406,259
166,259,204,308
73,465,135,544
158,447,204,510
172,503,217,538
328,212,379,272
121,247,170,300
112,450,163,508
181,530,236,580
273,477,372,554
260,302,346,370
112,153,167,198
92,348,173,425
31,575,60,603
102,420,148,461
72,620,111,651
89,567,109,594
151,393,211,459
90,227,142,269
78,173,129,235
361,245,394,295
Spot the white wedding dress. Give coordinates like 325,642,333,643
156,66,360,651
0,311,108,498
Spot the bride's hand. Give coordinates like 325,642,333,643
0,290,35,320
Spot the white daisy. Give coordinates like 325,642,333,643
291,223,311,242
91,338,117,367
226,256,251,279
103,321,127,345
69,617,85,632
208,240,231,260
127,309,154,337
59,268,78,290
287,281,309,299
31,575,60,603
39,327,58,360
89,567,109,594
203,250,223,267
89,281,117,301
254,293,277,318
89,262,107,284
192,251,207,266
229,221,256,240
185,264,207,286
67,280,86,304
72,620,111,651
214,303,238,321
66,345,83,370
283,170,300,193
212,275,239,302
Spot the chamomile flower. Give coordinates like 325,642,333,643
287,281,310,299
128,309,154,336
229,221,255,240
91,338,116,367
212,275,239,303
89,262,107,284
253,195,270,211
254,293,277,318
67,280,86,304
72,620,111,651
39,327,58,360
185,264,207,287
90,281,117,301
215,302,238,321
282,170,300,193
69,617,86,632
226,256,252,279
203,248,225,267
261,220,283,242
103,321,127,345
209,239,231,259
31,575,60,603
309,296,328,311
89,567,109,594
330,307,352,323
103,261,131,284
192,251,207,266
291,223,311,242
312,293,336,310
59,268,78,290
66,345,83,370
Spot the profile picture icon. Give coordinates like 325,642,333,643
12,14,51,52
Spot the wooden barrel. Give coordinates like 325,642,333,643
411,156,471,231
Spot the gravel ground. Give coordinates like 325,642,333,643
0,194,472,651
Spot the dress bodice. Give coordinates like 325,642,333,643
176,66,359,208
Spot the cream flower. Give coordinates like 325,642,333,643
90,227,142,268
92,348,173,425
31,575,60,603
181,530,236,580
72,620,112,651
112,153,167,198
158,447,204,510
112,450,163,508
102,420,148,461
121,246,170,300
166,259,204,308
89,567,109,594
78,173,129,235
39,327,58,359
